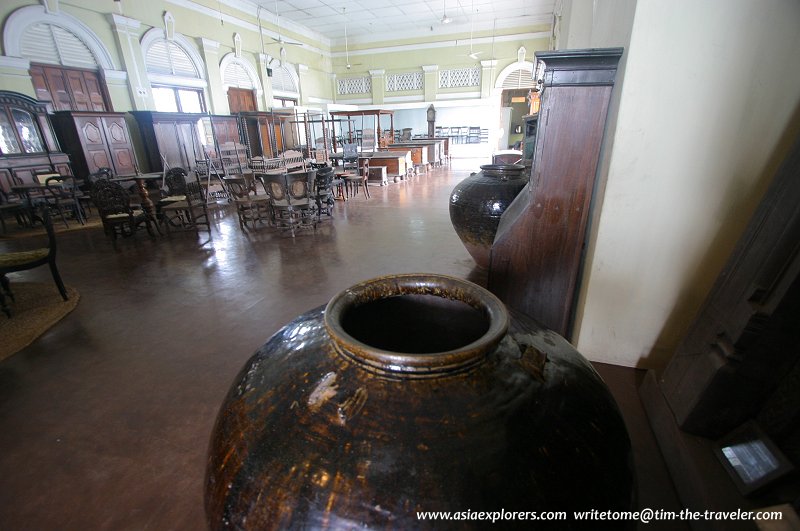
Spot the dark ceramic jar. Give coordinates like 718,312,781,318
205,274,633,530
449,164,529,269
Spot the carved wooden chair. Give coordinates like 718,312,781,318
313,166,336,219
223,174,271,230
342,143,359,173
0,188,28,233
260,171,316,237
90,179,155,249
0,207,68,317
285,170,317,229
157,168,188,226
43,175,85,227
160,176,211,234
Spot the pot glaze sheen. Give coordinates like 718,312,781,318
449,164,529,269
205,274,633,530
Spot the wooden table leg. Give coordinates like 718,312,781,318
134,178,156,218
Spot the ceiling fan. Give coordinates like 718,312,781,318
341,7,363,70
268,0,303,47
440,0,452,24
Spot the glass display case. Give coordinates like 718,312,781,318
0,106,45,155
0,91,72,193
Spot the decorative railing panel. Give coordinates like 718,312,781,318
439,67,480,88
337,76,371,95
386,72,423,92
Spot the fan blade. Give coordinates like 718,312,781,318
270,36,303,46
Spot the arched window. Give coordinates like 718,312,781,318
141,28,207,113
495,62,536,90
220,55,260,91
3,5,116,111
271,63,299,106
220,54,262,112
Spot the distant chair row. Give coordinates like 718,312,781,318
434,126,487,144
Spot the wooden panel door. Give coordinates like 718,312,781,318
83,74,108,112
65,70,91,111
29,66,52,105
101,115,136,174
43,68,73,111
30,64,109,112
228,88,256,113
74,114,113,173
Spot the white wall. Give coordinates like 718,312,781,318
568,0,800,368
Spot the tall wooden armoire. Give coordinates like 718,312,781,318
50,111,138,178
489,48,623,339
130,111,209,173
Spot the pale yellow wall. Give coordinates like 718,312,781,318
0,1,544,112
568,0,800,368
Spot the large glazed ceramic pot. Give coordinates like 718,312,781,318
449,164,528,269
205,274,633,530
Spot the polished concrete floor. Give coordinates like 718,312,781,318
0,160,683,530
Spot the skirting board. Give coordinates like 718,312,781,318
638,370,756,531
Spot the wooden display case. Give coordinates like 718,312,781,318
0,91,72,192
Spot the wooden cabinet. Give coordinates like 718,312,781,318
130,111,211,173
239,111,294,159
489,48,623,338
0,91,72,192
51,111,137,178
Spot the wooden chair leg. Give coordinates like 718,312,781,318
0,290,9,317
48,260,68,301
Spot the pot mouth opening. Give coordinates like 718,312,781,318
324,274,509,377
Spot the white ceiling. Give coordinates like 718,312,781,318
249,0,556,45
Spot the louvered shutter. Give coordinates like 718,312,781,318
271,66,296,93
146,40,172,75
501,68,535,89
167,41,198,77
20,23,98,68
145,39,199,78
224,62,253,89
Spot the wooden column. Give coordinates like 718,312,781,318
488,48,623,339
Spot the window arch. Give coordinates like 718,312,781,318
220,54,261,94
495,61,536,90
141,29,205,82
271,62,299,97
141,28,207,112
4,5,115,69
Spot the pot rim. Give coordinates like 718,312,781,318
479,164,525,171
324,273,509,378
